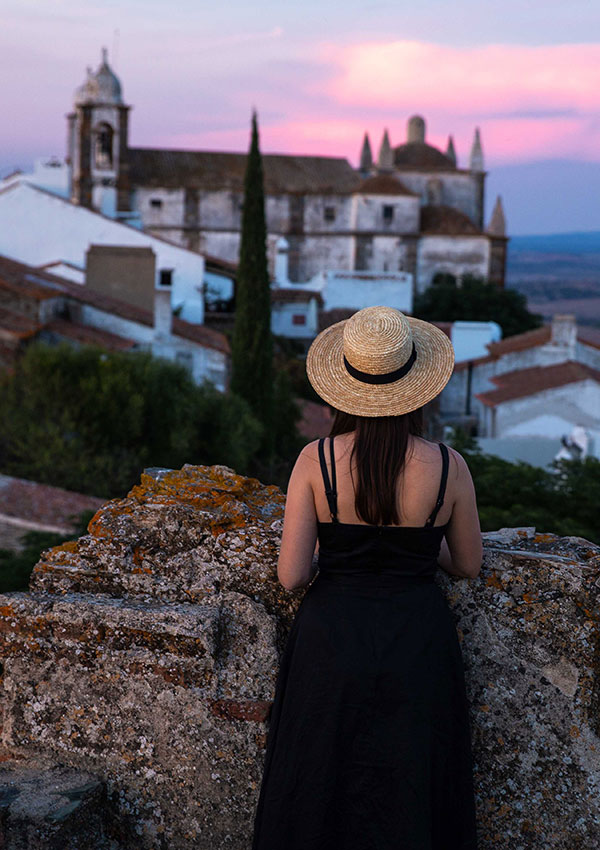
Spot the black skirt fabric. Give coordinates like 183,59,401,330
251,522,478,850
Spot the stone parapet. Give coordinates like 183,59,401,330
0,466,597,848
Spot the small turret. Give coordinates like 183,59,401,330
487,195,506,237
359,132,373,173
469,127,484,172
407,115,426,144
377,129,393,171
445,135,457,167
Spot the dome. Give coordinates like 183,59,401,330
74,48,123,106
393,142,455,170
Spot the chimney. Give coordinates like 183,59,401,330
551,314,576,350
154,288,172,338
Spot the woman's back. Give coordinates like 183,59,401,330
309,433,454,529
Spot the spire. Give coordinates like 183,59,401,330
377,129,393,171
445,135,457,167
487,195,506,236
359,132,373,173
469,127,484,172
101,46,109,66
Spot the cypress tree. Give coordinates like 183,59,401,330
230,111,273,451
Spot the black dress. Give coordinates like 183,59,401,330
252,439,478,850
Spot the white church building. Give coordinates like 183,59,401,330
27,48,508,295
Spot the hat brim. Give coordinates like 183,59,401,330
306,316,455,417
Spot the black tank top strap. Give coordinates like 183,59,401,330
424,442,450,528
317,437,339,523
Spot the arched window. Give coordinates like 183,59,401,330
95,123,114,170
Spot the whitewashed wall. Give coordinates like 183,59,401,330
0,181,205,323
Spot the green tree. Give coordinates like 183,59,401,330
0,342,262,498
447,428,600,543
230,111,274,450
414,274,543,338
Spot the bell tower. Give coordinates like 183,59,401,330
67,48,131,217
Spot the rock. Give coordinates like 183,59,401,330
0,464,598,848
0,757,118,849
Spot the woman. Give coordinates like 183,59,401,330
252,306,482,850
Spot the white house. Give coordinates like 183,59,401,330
442,314,600,460
0,254,229,391
0,178,206,323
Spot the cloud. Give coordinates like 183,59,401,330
327,41,600,113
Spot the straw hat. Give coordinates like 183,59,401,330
306,306,455,417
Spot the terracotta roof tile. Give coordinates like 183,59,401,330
420,205,482,236
0,473,104,531
393,142,455,170
0,306,41,339
486,325,551,357
475,361,600,407
0,254,230,355
354,175,416,196
129,149,360,194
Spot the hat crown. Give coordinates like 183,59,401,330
343,307,413,375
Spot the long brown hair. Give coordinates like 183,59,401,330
329,407,424,525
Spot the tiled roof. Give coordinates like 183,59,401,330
393,142,455,170
354,175,416,196
43,317,137,351
0,306,41,339
486,326,551,357
0,254,230,355
475,361,600,407
0,256,64,300
453,322,600,372
420,205,482,236
128,148,361,194
0,472,104,531
271,288,323,306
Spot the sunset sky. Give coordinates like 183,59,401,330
3,0,600,234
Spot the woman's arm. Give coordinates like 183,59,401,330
277,446,319,591
439,448,483,579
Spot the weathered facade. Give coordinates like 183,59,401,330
65,51,508,292
0,464,598,849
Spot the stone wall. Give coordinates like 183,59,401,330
0,464,598,848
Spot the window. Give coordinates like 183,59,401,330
159,269,173,287
95,123,114,170
292,313,306,325
324,206,336,222
383,205,394,223
150,198,163,209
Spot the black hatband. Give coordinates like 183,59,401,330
343,343,417,385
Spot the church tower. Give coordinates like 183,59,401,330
67,48,131,217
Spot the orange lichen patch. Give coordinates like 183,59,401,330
480,705,491,712
132,547,146,566
570,725,580,739
534,533,557,543
522,591,538,603
54,540,79,553
486,571,504,589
